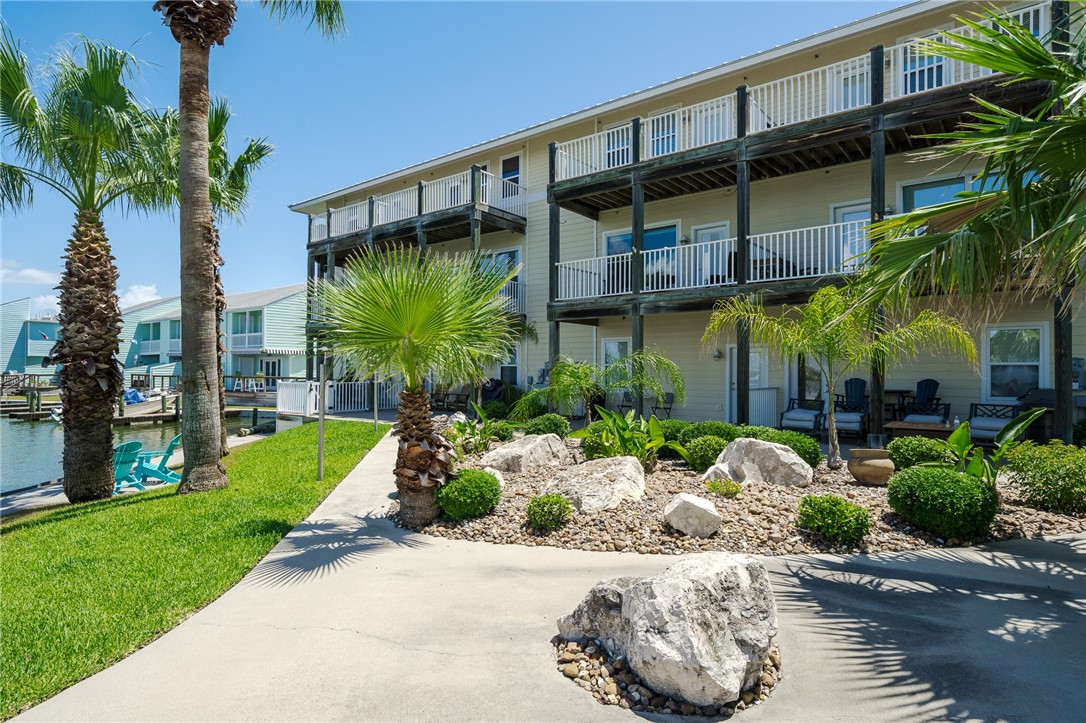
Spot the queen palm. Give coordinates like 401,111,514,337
314,247,518,528
0,33,172,501
152,0,344,492
703,284,976,469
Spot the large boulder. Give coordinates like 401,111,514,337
664,493,722,538
545,456,644,513
717,437,813,487
479,433,570,473
558,554,777,707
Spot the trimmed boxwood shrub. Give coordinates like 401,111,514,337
481,400,510,420
678,421,739,447
798,494,871,543
436,469,502,521
734,425,824,469
657,419,692,459
1005,441,1086,514
887,467,999,541
685,435,729,473
887,435,951,470
524,413,571,438
526,493,574,532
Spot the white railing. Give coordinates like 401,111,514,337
139,340,161,355
327,381,369,413
750,387,779,428
643,95,738,161
554,122,634,181
277,380,318,416
642,237,737,292
374,186,418,226
230,332,264,351
167,339,181,355
310,215,328,242
748,219,869,284
556,253,632,300
329,202,368,238
749,54,871,134
499,279,526,314
481,171,528,218
423,170,471,214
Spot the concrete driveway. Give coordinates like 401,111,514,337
17,433,1086,722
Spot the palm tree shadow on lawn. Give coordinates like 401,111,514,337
243,513,428,588
768,537,1085,722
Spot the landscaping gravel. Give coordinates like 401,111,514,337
407,439,1086,555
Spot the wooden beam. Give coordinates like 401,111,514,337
555,197,600,221
632,307,645,418
1054,281,1074,442
631,172,644,296
737,317,750,424
549,321,561,368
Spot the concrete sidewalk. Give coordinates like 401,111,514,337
17,433,1086,722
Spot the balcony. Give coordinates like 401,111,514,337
230,333,263,352
553,2,1051,184
499,280,526,315
167,339,181,355
310,167,528,246
555,219,867,302
139,339,161,355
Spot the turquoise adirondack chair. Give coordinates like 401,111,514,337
136,434,182,485
113,441,145,494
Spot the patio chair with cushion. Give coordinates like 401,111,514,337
834,377,867,405
779,398,825,437
909,378,942,407
968,403,1019,443
901,401,952,425
651,392,674,419
828,398,869,440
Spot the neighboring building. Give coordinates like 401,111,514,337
1,298,61,377
126,284,308,388
290,1,1082,436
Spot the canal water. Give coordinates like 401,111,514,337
0,416,249,494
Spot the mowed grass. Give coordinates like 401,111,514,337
0,420,389,719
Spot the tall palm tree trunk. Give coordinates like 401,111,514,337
394,389,450,527
214,229,229,457
55,210,124,501
177,39,227,493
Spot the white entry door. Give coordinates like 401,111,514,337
726,345,768,423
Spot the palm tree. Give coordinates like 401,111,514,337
148,99,273,458
509,349,687,423
314,246,518,528
0,32,173,501
703,284,977,469
862,7,1084,309
152,0,344,493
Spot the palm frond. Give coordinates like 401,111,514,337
259,0,346,37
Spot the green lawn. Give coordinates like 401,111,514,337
0,420,389,719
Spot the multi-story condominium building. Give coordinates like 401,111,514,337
122,284,308,389
290,0,1082,438
0,298,61,377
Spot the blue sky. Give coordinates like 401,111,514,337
2,0,906,315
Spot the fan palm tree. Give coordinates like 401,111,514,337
703,284,977,469
314,246,518,528
147,99,273,458
862,7,1084,310
152,0,344,493
0,32,173,501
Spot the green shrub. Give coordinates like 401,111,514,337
481,400,510,420
678,421,739,447
1005,441,1086,514
887,435,952,470
492,420,515,442
798,494,871,543
734,425,824,468
436,469,502,521
657,419,692,459
526,493,574,532
686,435,728,473
1073,420,1086,447
524,413,571,438
706,477,741,497
887,467,999,541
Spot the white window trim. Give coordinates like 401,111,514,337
600,219,683,256
896,170,984,213
829,199,870,223
690,221,732,241
981,321,1050,404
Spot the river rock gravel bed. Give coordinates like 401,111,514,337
403,439,1086,555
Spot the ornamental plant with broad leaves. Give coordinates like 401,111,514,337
923,407,1046,486
571,406,688,471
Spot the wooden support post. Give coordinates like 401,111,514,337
549,321,560,369
630,117,641,166
631,172,644,295
632,306,644,418
366,196,377,251
325,208,332,239
1054,282,1074,442
797,354,807,401
736,86,749,286
736,317,750,424
470,211,481,252
325,249,335,281
548,142,561,307
470,164,482,204
416,224,427,258
869,45,885,107
416,181,427,258
869,55,887,438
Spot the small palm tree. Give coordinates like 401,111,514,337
314,247,518,527
153,0,344,493
703,284,977,469
1,32,172,502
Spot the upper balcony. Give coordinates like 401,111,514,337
309,166,528,251
139,339,161,356
550,2,1052,212
230,333,264,353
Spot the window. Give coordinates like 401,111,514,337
602,338,631,387
832,202,870,273
149,323,161,341
169,320,180,340
692,222,732,285
901,36,946,95
604,122,632,169
500,155,520,187
983,323,1048,402
901,176,967,213
248,310,262,334
231,313,246,335
499,342,519,387
604,224,678,255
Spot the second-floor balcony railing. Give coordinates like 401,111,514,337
139,339,161,355
230,333,263,352
311,168,527,243
555,218,868,301
553,1,1050,181
167,339,181,355
499,280,527,315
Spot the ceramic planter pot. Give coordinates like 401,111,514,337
847,448,895,486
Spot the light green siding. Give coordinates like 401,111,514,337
1,298,30,373
119,299,181,369
262,292,306,353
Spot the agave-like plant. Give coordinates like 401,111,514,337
314,247,518,527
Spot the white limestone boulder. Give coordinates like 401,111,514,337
557,553,778,706
664,493,722,538
479,433,570,473
482,466,506,490
717,437,813,487
545,456,644,513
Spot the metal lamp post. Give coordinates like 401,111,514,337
317,347,329,481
